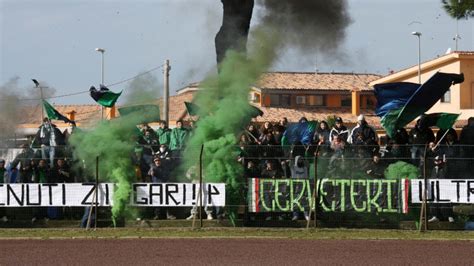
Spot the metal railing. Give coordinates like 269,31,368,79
1,144,473,230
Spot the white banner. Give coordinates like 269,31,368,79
411,179,474,204
0,183,226,207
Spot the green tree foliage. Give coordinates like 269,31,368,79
442,0,474,20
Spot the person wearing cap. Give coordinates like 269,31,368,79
329,117,349,143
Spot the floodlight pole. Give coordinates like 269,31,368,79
96,48,106,120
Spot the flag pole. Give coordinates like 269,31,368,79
433,129,451,150
244,129,260,143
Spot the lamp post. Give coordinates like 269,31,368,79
411,31,422,84
32,79,45,120
95,48,105,119
95,48,105,85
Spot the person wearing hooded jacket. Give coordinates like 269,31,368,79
348,115,378,145
348,115,379,159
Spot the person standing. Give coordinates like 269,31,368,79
148,157,175,220
169,120,188,159
33,118,65,168
428,155,455,223
409,117,435,167
156,120,171,147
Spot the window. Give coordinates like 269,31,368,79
366,97,375,108
441,89,451,103
341,96,351,107
248,93,260,103
308,95,325,106
296,96,307,105
270,94,280,106
280,95,291,107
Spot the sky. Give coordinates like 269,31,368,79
0,0,473,105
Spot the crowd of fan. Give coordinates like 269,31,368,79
1,115,474,223
239,115,474,181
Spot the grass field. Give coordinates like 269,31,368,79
0,227,473,240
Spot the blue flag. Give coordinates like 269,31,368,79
281,121,317,145
374,72,464,137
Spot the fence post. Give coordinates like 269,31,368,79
419,144,428,232
192,144,204,229
85,157,99,230
95,156,99,230
307,145,319,229
199,144,204,228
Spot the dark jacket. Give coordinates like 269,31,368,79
330,126,349,143
52,164,72,183
148,164,169,182
349,122,377,145
409,126,435,145
33,124,65,147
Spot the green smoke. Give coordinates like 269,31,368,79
70,73,161,224
70,113,143,224
384,161,420,180
181,29,279,211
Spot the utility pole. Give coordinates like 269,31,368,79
163,59,170,125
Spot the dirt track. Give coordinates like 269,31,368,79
0,238,473,265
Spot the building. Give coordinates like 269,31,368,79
370,51,474,121
248,72,381,126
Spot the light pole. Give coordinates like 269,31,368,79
95,48,105,119
95,48,105,85
32,79,45,120
411,31,422,84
